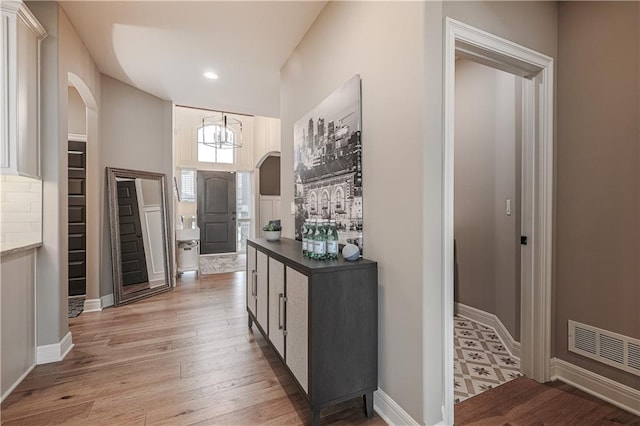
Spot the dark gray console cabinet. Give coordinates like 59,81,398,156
246,237,378,425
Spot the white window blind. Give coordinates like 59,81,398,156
180,169,196,203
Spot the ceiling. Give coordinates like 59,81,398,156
59,1,327,118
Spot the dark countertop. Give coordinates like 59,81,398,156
248,237,376,275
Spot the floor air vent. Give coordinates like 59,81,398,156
569,320,640,376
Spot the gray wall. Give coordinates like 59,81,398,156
556,1,640,389
281,2,559,422
280,2,427,421
1,251,36,398
100,74,174,298
28,1,68,348
454,59,521,341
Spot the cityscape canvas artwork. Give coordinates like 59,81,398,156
293,74,363,252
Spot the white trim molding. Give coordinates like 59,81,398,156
373,389,420,426
83,298,102,312
36,331,74,364
101,293,114,309
550,358,640,416
442,17,554,425
456,303,521,359
0,363,35,403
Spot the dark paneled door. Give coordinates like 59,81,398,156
198,171,236,254
68,141,86,296
116,181,149,286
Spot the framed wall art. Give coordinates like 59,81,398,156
293,74,363,252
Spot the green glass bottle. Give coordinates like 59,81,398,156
301,220,308,256
326,220,339,260
313,219,327,260
305,220,316,258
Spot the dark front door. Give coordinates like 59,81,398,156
198,171,236,254
117,180,149,286
68,141,86,296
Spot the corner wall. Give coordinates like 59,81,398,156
21,0,101,354
281,2,427,421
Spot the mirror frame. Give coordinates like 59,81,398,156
106,167,173,306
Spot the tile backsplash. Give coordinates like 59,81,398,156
0,175,42,251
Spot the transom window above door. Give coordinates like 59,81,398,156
197,124,235,164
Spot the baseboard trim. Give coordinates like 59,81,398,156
36,331,74,364
0,363,35,403
456,303,521,359
83,298,102,312
373,388,420,426
100,293,114,309
550,358,640,416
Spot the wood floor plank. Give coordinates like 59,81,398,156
455,377,640,425
1,271,383,425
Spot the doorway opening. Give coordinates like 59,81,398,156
442,18,554,424
453,59,524,403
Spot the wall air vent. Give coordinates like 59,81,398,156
569,320,640,377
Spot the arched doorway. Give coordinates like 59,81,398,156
67,73,100,312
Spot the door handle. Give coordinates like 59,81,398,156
252,270,257,297
278,293,286,330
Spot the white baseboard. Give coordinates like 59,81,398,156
101,293,114,308
36,331,74,364
550,358,640,416
456,303,521,359
0,363,35,403
83,298,102,312
374,388,420,426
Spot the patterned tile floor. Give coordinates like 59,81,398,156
454,315,523,403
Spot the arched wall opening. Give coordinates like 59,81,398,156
67,72,100,309
255,152,281,238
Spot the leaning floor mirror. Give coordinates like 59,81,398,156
106,167,173,306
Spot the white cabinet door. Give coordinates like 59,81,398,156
1,4,45,178
256,250,269,330
246,245,256,317
286,266,308,393
268,257,285,358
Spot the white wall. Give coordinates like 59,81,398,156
0,176,42,251
281,2,427,421
67,85,86,135
100,74,173,298
253,115,281,165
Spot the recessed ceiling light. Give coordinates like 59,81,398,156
203,71,219,80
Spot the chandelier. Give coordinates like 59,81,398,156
199,112,243,149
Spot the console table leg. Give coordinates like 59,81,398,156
364,391,374,418
311,409,321,426
248,315,253,328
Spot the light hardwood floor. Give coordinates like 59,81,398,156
1,272,386,425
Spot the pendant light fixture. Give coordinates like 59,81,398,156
199,111,243,149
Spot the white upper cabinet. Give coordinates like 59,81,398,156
1,1,46,178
